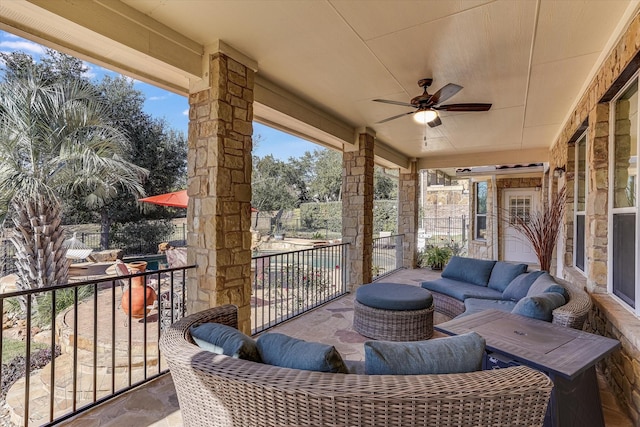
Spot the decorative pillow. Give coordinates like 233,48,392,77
511,292,566,322
364,332,486,375
256,333,348,373
190,322,261,362
526,273,569,300
488,262,528,292
502,271,545,301
441,256,496,287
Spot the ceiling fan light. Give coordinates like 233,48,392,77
413,109,438,124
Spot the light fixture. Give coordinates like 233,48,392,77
413,109,438,124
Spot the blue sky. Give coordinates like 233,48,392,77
0,30,318,160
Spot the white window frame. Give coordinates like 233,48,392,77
574,132,588,274
474,181,487,241
608,74,640,315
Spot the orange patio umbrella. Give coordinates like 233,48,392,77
139,190,258,212
139,190,188,208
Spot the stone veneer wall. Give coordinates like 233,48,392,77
342,132,374,290
398,161,418,269
187,53,254,333
548,10,640,422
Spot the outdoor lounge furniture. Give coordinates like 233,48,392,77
160,304,554,427
353,282,434,341
421,256,592,329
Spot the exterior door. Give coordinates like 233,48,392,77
503,189,539,264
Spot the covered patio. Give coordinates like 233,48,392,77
2,0,640,424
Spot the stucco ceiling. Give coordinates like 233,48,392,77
0,0,638,169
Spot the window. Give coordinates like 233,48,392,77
475,181,487,240
575,133,587,272
610,78,638,310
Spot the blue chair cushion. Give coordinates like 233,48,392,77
441,256,496,286
502,271,546,301
421,278,503,301
461,298,517,318
190,322,261,362
364,332,486,375
511,292,566,322
526,272,569,300
256,332,348,373
356,282,433,311
488,262,528,292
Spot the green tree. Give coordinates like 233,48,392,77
374,167,398,200
309,148,342,202
0,60,147,294
252,155,299,230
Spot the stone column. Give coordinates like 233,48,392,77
342,129,375,291
586,103,610,291
187,52,254,333
398,161,419,268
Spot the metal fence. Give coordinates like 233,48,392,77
251,243,349,335
0,264,193,426
372,234,404,280
420,215,467,244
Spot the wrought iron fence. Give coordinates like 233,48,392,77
372,234,404,280
0,264,193,426
251,243,349,335
420,215,467,244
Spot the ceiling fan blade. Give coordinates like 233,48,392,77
376,111,415,124
428,83,463,105
427,116,442,128
372,99,415,108
434,103,492,112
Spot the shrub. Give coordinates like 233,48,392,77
111,220,175,255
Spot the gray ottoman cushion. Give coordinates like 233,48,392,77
356,282,433,311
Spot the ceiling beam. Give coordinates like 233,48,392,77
417,148,549,170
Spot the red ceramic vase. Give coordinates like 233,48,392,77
121,286,157,318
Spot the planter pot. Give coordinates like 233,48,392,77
126,261,148,288
121,285,157,318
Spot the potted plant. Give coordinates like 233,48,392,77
420,245,453,270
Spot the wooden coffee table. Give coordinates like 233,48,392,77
435,309,619,427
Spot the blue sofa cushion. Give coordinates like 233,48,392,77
364,332,485,375
527,273,569,300
421,278,503,301
190,323,261,362
356,282,433,311
502,271,546,302
256,333,348,373
441,256,496,287
512,292,566,322
488,262,528,292
461,298,517,318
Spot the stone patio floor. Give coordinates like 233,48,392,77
63,268,633,426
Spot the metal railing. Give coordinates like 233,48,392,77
372,234,404,280
251,243,349,335
0,265,194,426
420,215,467,244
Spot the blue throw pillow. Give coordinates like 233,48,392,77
364,332,486,375
487,262,528,292
502,271,546,301
256,333,348,373
511,292,566,322
441,256,496,287
190,322,261,362
527,273,569,300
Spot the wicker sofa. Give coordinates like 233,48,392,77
161,304,554,427
421,257,592,329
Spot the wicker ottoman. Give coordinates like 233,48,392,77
353,282,434,341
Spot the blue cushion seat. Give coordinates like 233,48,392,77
461,298,517,317
356,282,433,311
502,271,546,302
421,278,503,301
441,256,496,287
527,272,569,300
364,332,486,375
488,261,528,292
511,292,566,322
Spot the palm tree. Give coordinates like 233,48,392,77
0,63,148,293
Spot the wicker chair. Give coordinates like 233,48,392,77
431,277,592,330
160,304,554,427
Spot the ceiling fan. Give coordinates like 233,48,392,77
373,78,491,127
